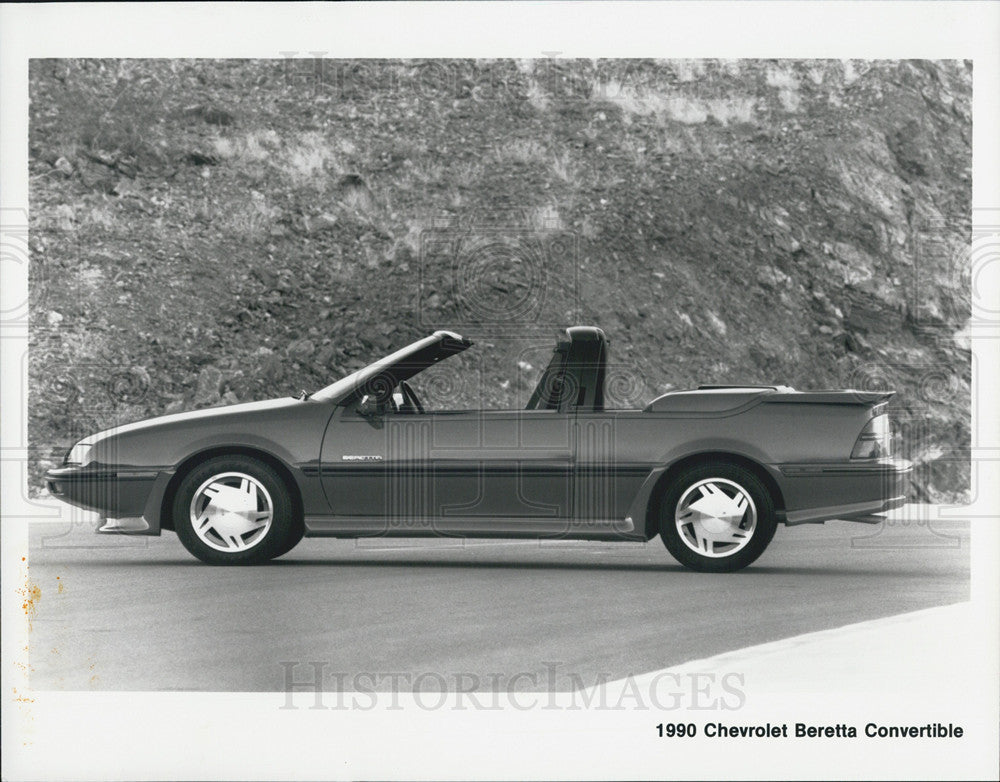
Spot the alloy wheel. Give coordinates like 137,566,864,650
189,471,274,553
674,477,757,558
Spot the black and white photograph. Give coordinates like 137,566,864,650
2,2,998,780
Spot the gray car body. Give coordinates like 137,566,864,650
45,327,910,540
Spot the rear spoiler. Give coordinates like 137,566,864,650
697,384,792,391
761,390,895,406
695,385,895,406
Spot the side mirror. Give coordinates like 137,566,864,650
357,393,380,418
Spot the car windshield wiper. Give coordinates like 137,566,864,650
292,389,310,401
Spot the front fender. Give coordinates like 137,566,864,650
63,399,336,531
166,432,302,473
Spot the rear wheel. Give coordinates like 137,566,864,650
659,463,777,572
173,455,299,565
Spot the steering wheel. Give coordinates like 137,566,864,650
399,381,425,414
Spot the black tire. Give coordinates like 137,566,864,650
173,455,298,565
272,523,305,559
659,463,777,572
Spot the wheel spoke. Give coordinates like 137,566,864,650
241,477,259,503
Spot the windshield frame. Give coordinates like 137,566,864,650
309,330,472,404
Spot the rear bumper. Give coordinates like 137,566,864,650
44,465,171,535
772,458,912,526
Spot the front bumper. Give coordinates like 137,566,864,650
44,465,170,535
772,458,912,526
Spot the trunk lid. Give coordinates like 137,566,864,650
644,385,893,414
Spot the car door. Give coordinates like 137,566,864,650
318,402,434,533
317,403,574,536
423,408,574,536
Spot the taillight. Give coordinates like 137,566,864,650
851,414,891,459
65,441,94,466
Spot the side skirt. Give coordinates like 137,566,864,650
303,515,648,542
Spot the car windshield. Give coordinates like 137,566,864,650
310,332,467,403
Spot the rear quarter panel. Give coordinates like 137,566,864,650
578,400,877,533
584,401,873,468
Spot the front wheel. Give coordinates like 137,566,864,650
173,455,299,565
659,463,777,572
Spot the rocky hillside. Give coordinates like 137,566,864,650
28,59,971,500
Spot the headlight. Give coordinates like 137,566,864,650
851,414,891,459
65,441,94,466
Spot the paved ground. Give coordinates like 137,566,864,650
25,512,969,691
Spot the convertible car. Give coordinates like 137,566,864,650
45,327,910,571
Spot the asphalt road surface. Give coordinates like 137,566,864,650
26,515,969,692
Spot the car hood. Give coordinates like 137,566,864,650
80,397,307,445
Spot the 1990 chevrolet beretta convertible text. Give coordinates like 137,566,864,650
45,327,911,571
